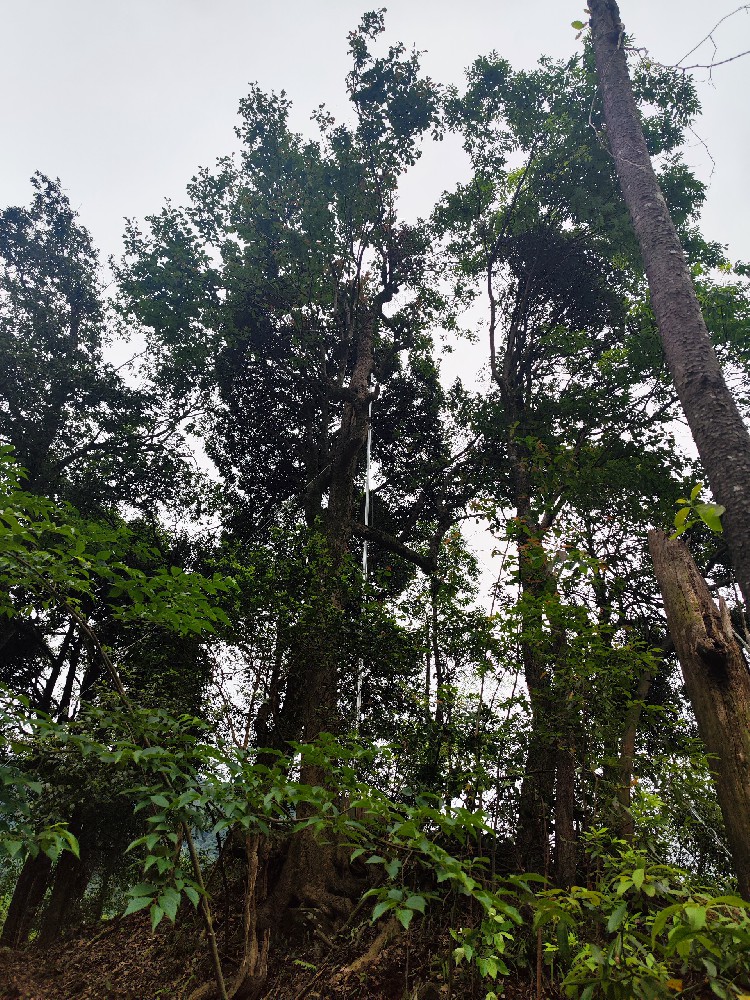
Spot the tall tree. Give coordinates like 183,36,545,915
115,15,484,932
0,176,227,945
117,14,475,761
0,173,196,512
588,0,750,607
436,44,726,883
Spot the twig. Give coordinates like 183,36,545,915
676,5,750,64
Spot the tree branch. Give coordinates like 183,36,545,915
350,522,436,574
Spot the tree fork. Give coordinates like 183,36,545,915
589,0,750,607
649,530,750,899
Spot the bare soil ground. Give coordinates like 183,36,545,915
0,910,550,1000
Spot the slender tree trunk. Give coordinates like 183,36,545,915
430,576,444,730
424,616,431,718
649,530,750,899
37,623,75,713
616,666,654,841
555,722,577,889
420,578,448,792
589,0,750,608
515,533,559,877
55,634,82,720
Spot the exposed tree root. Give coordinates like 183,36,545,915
340,916,401,978
187,820,372,999
258,827,365,936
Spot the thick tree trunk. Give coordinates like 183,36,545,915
37,848,93,947
589,0,750,608
36,809,93,946
516,724,555,876
276,310,377,765
0,851,52,947
649,530,750,899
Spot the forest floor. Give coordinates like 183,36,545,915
0,907,551,1000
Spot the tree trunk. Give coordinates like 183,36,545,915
37,848,93,947
36,809,93,946
649,530,750,899
55,634,82,720
615,665,654,841
37,623,76,713
555,736,577,889
589,0,750,608
514,533,561,877
0,851,53,947
275,308,377,766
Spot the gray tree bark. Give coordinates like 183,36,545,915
589,0,750,608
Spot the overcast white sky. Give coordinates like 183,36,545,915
3,0,749,267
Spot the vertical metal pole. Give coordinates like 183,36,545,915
355,395,373,731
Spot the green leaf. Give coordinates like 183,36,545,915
405,894,426,913
571,20,585,29
690,482,704,502
652,903,682,943
702,956,717,978
158,888,180,923
397,907,413,930
123,895,153,917
674,506,691,531
184,886,200,908
694,502,725,533
631,868,645,890
372,900,393,921
685,904,707,930
61,829,80,859
150,903,165,931
128,882,158,898
42,842,61,864
385,858,401,880
607,901,628,933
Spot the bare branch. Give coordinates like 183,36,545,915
350,521,436,573
676,4,750,65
